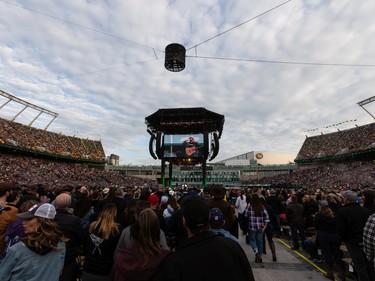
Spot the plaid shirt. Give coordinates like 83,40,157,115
363,213,375,269
245,204,270,231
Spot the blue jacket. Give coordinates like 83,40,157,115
0,241,65,281
210,228,240,244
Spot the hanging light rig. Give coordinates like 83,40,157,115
164,43,186,72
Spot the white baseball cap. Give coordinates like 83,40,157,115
18,203,56,220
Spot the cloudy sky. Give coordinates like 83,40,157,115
1,0,375,165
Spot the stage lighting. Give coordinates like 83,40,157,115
164,43,186,72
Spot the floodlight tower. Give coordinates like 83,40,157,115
357,96,375,120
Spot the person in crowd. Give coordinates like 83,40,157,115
303,235,323,263
363,213,375,273
261,197,278,262
112,188,127,225
286,194,306,251
111,208,170,281
201,186,212,200
245,193,270,263
163,195,255,281
229,189,238,205
4,187,21,209
54,193,84,281
302,194,319,231
0,203,66,280
266,189,283,237
0,182,19,254
36,184,50,203
163,195,179,225
82,203,122,281
278,194,287,229
336,190,375,281
326,193,341,215
209,208,239,244
16,184,39,208
314,200,345,280
362,189,375,214
0,199,37,262
229,205,239,239
114,200,168,255
159,194,170,214
148,193,168,236
235,189,248,235
74,190,94,231
209,185,235,236
166,195,188,251
121,199,139,228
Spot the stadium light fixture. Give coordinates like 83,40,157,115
357,96,375,120
164,43,186,72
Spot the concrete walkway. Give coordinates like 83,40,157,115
239,234,335,281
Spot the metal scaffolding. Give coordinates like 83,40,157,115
0,90,58,130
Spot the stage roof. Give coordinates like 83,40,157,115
145,107,224,136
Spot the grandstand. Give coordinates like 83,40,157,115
0,90,105,163
1,90,374,192
243,122,375,190
296,122,375,164
0,117,106,163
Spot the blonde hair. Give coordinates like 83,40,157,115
23,218,67,253
130,208,161,265
89,203,119,240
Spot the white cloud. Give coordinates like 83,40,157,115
0,0,375,165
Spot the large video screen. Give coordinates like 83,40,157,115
163,134,204,158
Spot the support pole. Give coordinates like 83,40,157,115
202,159,207,187
161,158,166,187
169,162,173,187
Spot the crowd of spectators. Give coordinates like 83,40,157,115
244,160,374,191
0,152,158,191
0,145,374,280
0,118,105,162
296,122,375,160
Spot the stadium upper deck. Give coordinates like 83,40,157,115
296,122,375,163
0,117,105,163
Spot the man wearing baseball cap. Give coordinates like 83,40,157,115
163,195,254,281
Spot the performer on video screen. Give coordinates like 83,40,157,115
183,136,202,157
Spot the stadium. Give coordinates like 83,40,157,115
0,90,374,192
1,91,375,281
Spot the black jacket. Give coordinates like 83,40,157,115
163,232,255,281
336,202,372,246
286,202,304,225
54,209,84,264
314,212,337,233
266,195,282,215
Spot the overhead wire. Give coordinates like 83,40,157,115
187,55,375,67
0,0,163,79
2,0,372,71
186,0,294,51
0,0,163,52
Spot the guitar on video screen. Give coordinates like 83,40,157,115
185,145,203,156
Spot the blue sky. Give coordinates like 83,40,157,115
1,0,375,165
